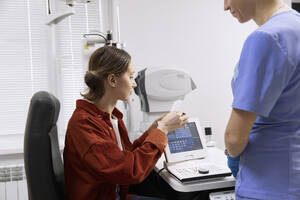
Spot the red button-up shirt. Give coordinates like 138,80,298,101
63,100,167,200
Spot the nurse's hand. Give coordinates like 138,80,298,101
157,111,188,134
227,156,240,178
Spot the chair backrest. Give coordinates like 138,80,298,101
24,91,65,200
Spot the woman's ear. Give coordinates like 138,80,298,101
107,74,117,87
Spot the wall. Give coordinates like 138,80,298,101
118,0,257,149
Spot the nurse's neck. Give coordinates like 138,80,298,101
93,93,117,118
254,1,291,26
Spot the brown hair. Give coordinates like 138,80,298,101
81,46,131,101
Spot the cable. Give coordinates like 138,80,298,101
158,167,165,175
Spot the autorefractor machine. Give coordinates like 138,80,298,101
133,68,236,200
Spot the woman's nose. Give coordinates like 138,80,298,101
132,80,137,88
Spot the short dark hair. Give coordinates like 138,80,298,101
81,46,131,101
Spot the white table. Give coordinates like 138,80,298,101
155,147,236,192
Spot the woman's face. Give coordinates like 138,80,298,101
224,0,255,23
115,63,137,101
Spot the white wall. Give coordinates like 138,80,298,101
286,0,292,5
118,0,257,149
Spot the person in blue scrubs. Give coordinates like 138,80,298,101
223,0,300,199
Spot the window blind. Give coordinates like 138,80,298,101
0,0,105,151
55,0,101,133
0,0,49,137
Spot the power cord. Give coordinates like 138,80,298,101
158,167,166,175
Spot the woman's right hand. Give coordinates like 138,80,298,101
157,111,188,134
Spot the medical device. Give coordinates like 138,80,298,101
164,118,207,163
162,118,231,182
83,31,112,46
133,68,232,183
135,68,196,112
133,67,196,136
83,30,124,50
165,157,232,183
81,0,124,67
205,127,216,147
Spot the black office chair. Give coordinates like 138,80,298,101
24,91,65,200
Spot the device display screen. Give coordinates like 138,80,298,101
167,122,203,154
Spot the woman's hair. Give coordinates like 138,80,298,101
81,46,131,101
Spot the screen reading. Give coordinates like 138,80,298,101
167,122,203,154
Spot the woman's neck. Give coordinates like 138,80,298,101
93,94,117,117
254,0,291,26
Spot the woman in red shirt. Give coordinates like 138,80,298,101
63,46,188,200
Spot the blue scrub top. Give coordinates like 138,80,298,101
231,10,300,200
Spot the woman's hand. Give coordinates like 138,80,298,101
157,111,188,134
147,113,168,133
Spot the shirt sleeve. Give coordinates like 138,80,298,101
131,129,167,152
232,31,292,117
83,139,164,185
131,131,149,149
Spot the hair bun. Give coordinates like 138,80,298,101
84,71,100,89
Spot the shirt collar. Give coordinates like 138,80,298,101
76,99,123,120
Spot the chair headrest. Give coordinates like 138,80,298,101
31,91,60,124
